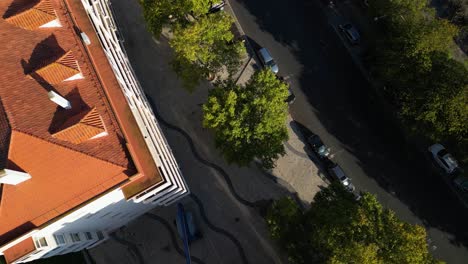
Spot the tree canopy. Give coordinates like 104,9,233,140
140,0,211,36
368,0,468,162
202,69,289,168
266,184,440,264
141,0,245,90
170,12,245,85
399,52,468,142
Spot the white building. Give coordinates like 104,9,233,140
0,0,188,263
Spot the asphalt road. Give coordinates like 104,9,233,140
229,0,468,262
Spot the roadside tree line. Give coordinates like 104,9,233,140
141,0,246,90
140,2,443,263
140,0,289,168
367,0,468,163
267,184,442,264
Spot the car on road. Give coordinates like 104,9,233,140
307,134,330,159
339,23,360,45
327,163,355,192
209,1,226,13
454,177,468,192
428,144,459,174
256,47,279,74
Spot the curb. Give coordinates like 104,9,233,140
224,0,260,69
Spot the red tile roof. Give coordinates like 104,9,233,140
62,0,163,199
3,237,35,263
52,107,106,144
0,130,128,243
0,0,149,251
3,0,56,30
31,50,81,84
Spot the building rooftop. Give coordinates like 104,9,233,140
0,0,163,252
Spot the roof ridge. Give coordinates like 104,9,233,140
35,0,55,15
80,107,105,128
12,129,127,169
56,51,79,70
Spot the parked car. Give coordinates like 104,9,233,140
428,144,459,174
339,23,360,45
256,47,279,74
307,134,330,159
209,1,226,13
454,177,468,192
327,163,355,192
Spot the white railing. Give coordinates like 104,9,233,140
80,0,189,205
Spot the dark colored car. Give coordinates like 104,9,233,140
454,177,468,192
307,134,330,159
339,23,360,45
208,1,226,13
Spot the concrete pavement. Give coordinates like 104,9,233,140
89,0,326,263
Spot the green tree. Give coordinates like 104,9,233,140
266,184,440,264
170,12,245,88
140,0,211,36
202,70,289,168
328,242,381,264
368,0,467,162
399,52,468,142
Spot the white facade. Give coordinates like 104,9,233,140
3,189,154,263
80,0,189,206
1,0,190,262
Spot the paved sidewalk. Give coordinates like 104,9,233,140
89,0,326,263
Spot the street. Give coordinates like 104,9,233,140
228,0,468,262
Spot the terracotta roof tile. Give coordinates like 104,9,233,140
3,0,56,30
31,50,80,84
0,0,137,248
63,0,163,198
3,237,35,263
0,131,129,245
52,107,106,144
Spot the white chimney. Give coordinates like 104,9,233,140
80,32,91,45
0,169,31,185
48,91,71,109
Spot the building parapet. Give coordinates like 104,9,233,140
78,0,189,205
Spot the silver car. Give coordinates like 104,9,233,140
328,163,355,192
428,144,459,174
257,47,279,74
